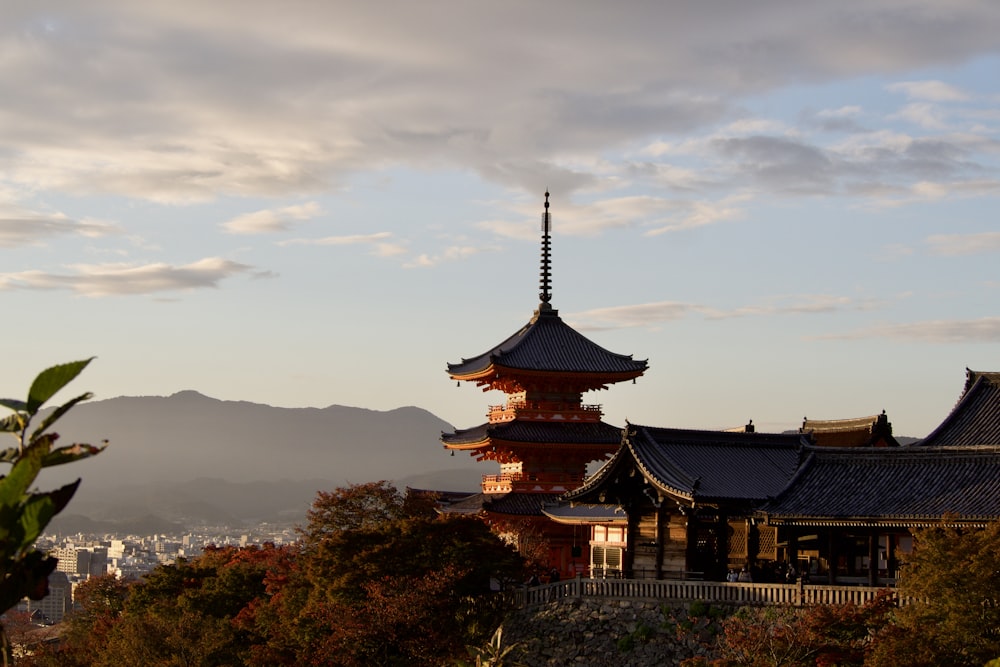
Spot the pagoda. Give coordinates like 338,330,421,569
441,193,647,576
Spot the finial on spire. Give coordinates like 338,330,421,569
539,191,552,305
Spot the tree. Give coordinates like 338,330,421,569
713,590,895,667
22,575,131,667
247,483,526,666
867,520,1000,667
0,359,105,665
297,480,437,547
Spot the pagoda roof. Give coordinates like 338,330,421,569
759,445,1000,526
436,491,562,517
917,370,1000,447
447,304,648,383
800,412,898,447
565,425,807,506
441,420,624,448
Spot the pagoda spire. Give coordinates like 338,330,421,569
539,191,552,308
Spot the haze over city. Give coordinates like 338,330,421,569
2,2,999,439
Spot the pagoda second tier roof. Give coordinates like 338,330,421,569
447,304,648,383
441,420,624,449
437,491,564,517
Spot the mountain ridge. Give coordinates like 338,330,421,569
35,391,483,532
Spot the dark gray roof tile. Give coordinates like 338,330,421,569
447,307,648,379
761,446,1000,523
919,370,1000,447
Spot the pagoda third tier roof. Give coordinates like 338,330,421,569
441,420,624,449
447,304,648,384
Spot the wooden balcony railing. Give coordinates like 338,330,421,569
513,576,905,609
488,402,603,423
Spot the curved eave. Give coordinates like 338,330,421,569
762,514,1000,529
450,364,646,387
543,505,629,525
443,437,619,453
626,430,698,503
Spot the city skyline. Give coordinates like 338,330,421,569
2,2,999,438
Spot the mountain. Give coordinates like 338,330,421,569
35,391,483,531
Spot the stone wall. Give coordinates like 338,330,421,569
500,597,724,667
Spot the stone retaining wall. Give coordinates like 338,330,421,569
500,598,724,667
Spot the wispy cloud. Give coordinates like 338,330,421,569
0,257,256,296
0,212,119,247
926,231,1000,256
815,317,1000,343
887,80,971,102
404,244,497,268
222,202,321,234
569,294,884,331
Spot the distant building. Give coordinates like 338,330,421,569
21,571,72,624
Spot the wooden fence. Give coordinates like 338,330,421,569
515,576,902,609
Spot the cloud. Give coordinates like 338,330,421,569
645,195,749,235
569,301,702,331
0,257,255,296
280,231,394,246
403,244,497,268
816,317,1000,343
926,231,1000,256
887,80,971,102
569,293,883,330
2,2,999,202
222,202,321,234
0,212,119,247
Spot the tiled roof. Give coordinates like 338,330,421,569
447,306,648,380
566,425,806,505
441,420,624,447
801,412,898,447
760,446,1000,525
437,491,562,517
543,503,628,524
918,370,1000,447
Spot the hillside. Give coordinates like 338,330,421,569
36,391,483,530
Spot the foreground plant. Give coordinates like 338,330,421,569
0,359,105,664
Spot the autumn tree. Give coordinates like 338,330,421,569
21,574,131,667
867,520,1000,667
28,545,288,667
246,482,525,666
708,590,895,667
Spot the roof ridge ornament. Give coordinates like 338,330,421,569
539,191,552,309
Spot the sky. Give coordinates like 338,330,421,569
2,1,999,441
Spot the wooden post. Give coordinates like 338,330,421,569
827,528,837,585
867,532,878,587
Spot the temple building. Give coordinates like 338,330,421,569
557,369,1000,584
800,412,898,448
440,193,647,577
437,195,1000,586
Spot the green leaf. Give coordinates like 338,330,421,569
29,391,94,444
0,399,27,413
0,443,46,508
26,358,94,416
19,480,80,550
42,441,107,467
